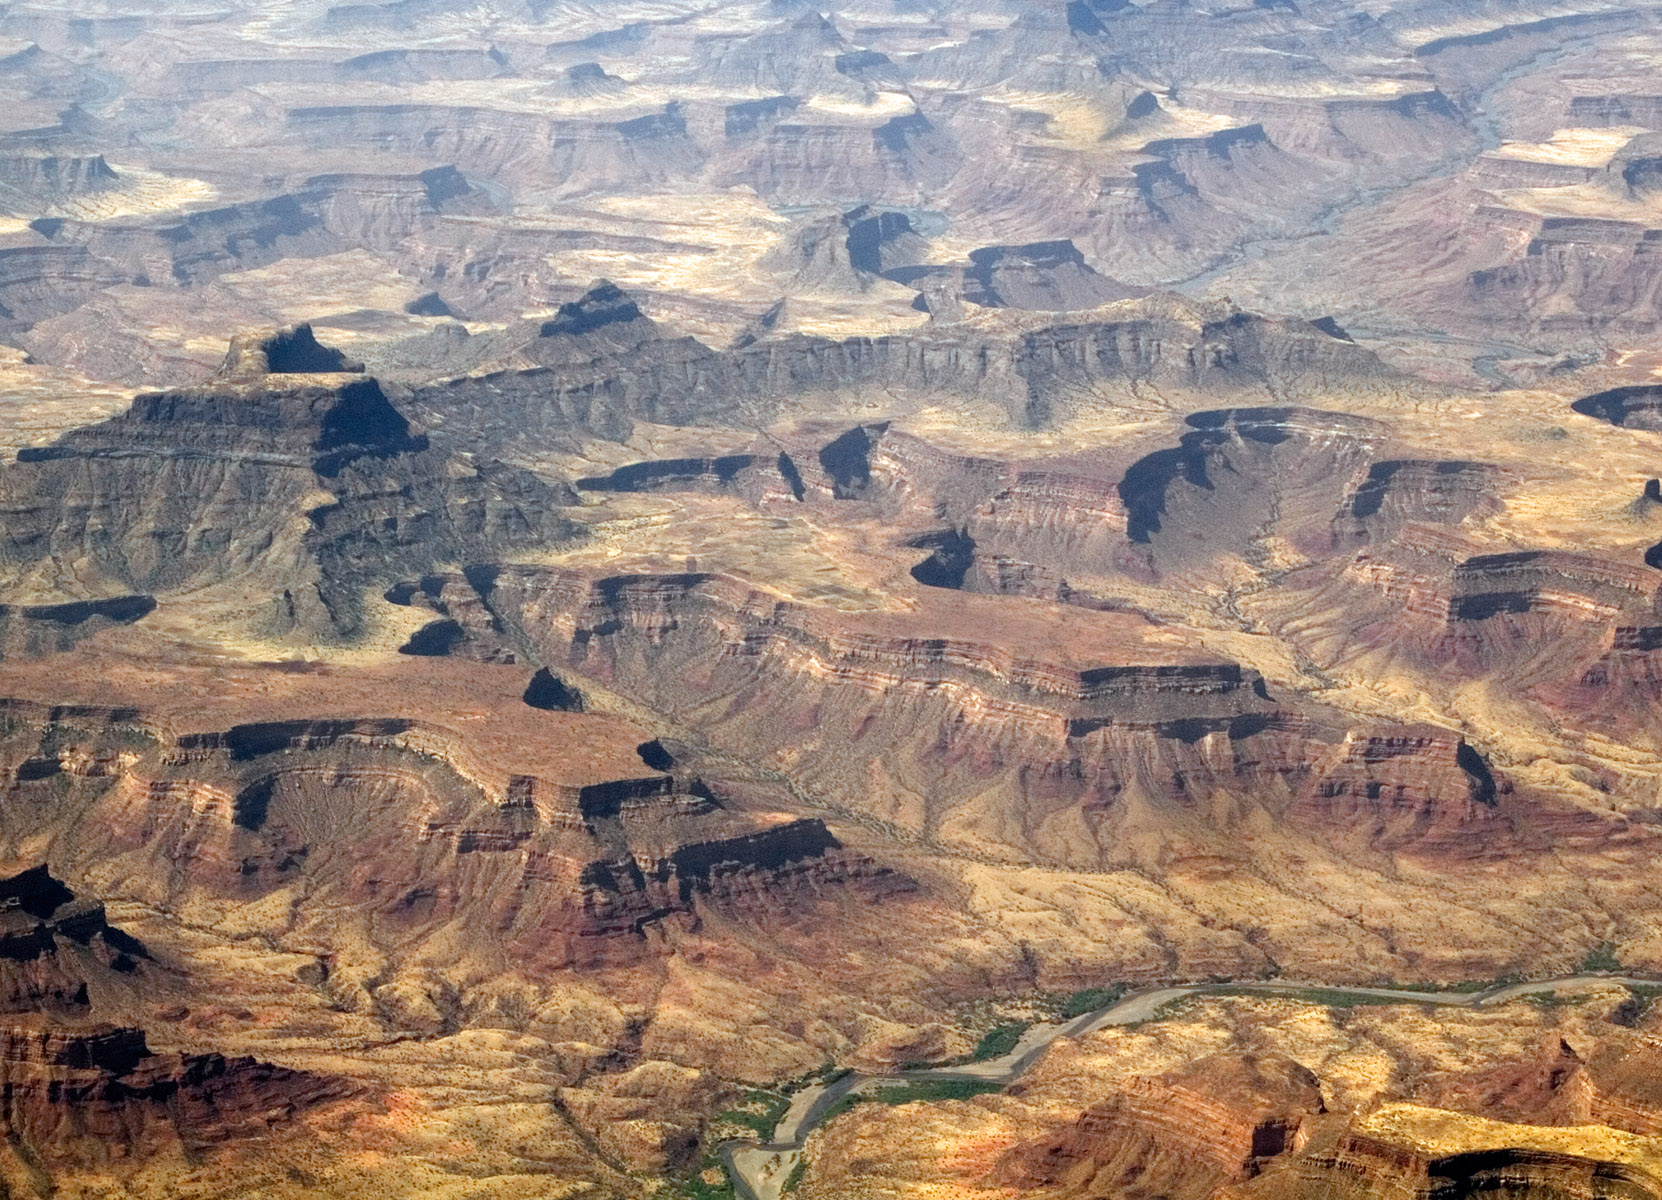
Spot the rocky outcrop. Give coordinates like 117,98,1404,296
217,323,365,379
1573,386,1662,431
1291,1130,1662,1200
0,699,909,976
1297,727,1518,862
889,239,1139,312
1420,1039,1597,1128
0,366,577,637
422,564,1363,871
994,1052,1325,1198
0,153,117,212
0,866,150,1014
1119,407,1386,565
405,288,1399,447
1446,553,1662,626
1336,460,1506,544
0,1018,355,1161
0,595,155,660
576,452,804,502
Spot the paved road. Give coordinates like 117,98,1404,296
719,972,1657,1200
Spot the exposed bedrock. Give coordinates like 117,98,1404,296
1292,1134,1662,1200
1574,385,1662,431
1335,459,1507,544
576,452,804,503
1118,406,1386,564
1469,220,1662,338
0,362,577,637
844,205,928,276
404,285,1399,448
908,529,976,590
1447,552,1662,626
994,1052,1325,1199
0,866,152,1015
218,322,365,379
0,1019,355,1162
1339,539,1662,739
0,243,130,334
0,152,117,196
888,239,1140,312
712,109,957,207
0,702,907,976
1295,727,1525,864
420,563,1616,873
764,204,930,292
11,167,492,345
523,667,585,713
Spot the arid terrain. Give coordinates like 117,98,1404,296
4,0,1662,1197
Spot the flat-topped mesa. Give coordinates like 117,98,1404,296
0,866,151,1015
0,153,118,200
0,359,575,637
887,238,1139,312
216,323,365,381
1573,384,1662,431
1119,406,1387,562
18,375,422,471
554,60,628,98
404,294,1401,449
171,715,610,814
0,1017,355,1161
964,239,1138,310
576,452,804,502
0,700,903,968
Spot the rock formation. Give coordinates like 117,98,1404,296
0,348,577,637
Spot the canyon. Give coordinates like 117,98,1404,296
4,0,1662,1198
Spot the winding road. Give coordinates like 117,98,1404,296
719,973,1661,1200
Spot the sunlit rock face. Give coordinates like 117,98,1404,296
8,1,1662,1197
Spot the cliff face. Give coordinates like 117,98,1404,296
0,696,909,979
1292,1132,1662,1200
0,367,576,637
0,1018,355,1164
0,865,150,1015
403,288,1397,448
0,864,355,1175
995,1052,1326,1199
399,563,1623,881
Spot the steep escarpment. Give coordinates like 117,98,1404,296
414,563,1626,881
995,1052,1326,1199
0,860,356,1178
0,693,909,980
0,353,576,637
0,865,151,1015
1289,1124,1662,1200
1574,385,1662,432
405,287,1401,448
0,1018,355,1168
577,452,804,503
1118,407,1387,566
